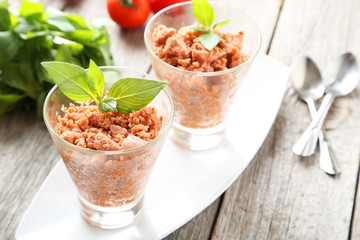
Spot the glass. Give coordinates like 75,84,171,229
144,2,261,150
43,67,174,229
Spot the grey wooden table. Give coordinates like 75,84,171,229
1,0,360,239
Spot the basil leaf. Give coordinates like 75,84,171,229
36,91,47,120
41,61,97,102
189,26,209,33
68,30,95,46
199,32,221,51
19,0,44,19
55,44,73,63
0,8,10,31
66,15,89,30
0,0,113,116
0,83,26,115
47,14,75,32
99,97,117,112
108,78,167,114
2,62,42,99
0,31,19,67
87,59,104,101
192,0,214,29
23,31,48,40
0,0,8,9
53,36,84,54
13,18,41,34
213,19,230,29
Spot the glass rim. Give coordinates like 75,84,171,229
43,66,175,155
144,1,262,77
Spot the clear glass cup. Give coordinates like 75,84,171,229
43,67,174,229
144,2,261,150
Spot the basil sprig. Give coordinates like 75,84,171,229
190,0,230,51
41,60,167,114
0,0,113,118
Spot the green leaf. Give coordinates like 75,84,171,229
19,0,44,19
41,61,97,102
66,14,89,30
2,62,43,99
9,13,19,29
192,0,214,29
213,19,230,29
0,31,19,67
53,36,84,54
36,91,47,119
0,8,10,31
189,26,209,33
0,0,8,9
14,18,42,34
86,59,104,101
99,97,117,112
199,32,221,51
68,30,95,46
47,14,75,32
0,83,26,116
0,2,113,115
55,44,73,62
108,78,167,114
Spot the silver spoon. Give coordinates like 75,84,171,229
291,55,341,175
293,53,359,157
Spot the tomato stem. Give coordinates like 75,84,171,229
119,0,138,9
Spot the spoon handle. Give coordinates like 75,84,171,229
318,131,341,175
306,99,341,175
293,94,335,156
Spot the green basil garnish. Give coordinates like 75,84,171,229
191,0,230,51
41,60,167,114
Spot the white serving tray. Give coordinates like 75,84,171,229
16,54,289,240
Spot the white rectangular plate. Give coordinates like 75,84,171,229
16,54,289,240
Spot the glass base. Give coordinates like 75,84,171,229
79,195,144,229
170,123,225,150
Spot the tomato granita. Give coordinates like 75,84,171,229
150,25,250,129
58,104,162,151
152,25,249,72
53,104,164,207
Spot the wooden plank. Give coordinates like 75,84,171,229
0,113,61,239
227,0,284,52
352,173,360,239
64,0,151,71
212,0,360,239
164,197,222,240
162,0,284,239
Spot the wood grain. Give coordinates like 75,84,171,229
164,197,222,240
3,0,360,239
0,115,62,240
212,0,360,239
352,174,360,240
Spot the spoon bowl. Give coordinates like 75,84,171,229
291,55,325,101
291,55,341,175
324,53,359,96
293,52,359,157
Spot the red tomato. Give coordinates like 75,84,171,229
150,0,189,14
106,0,151,29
